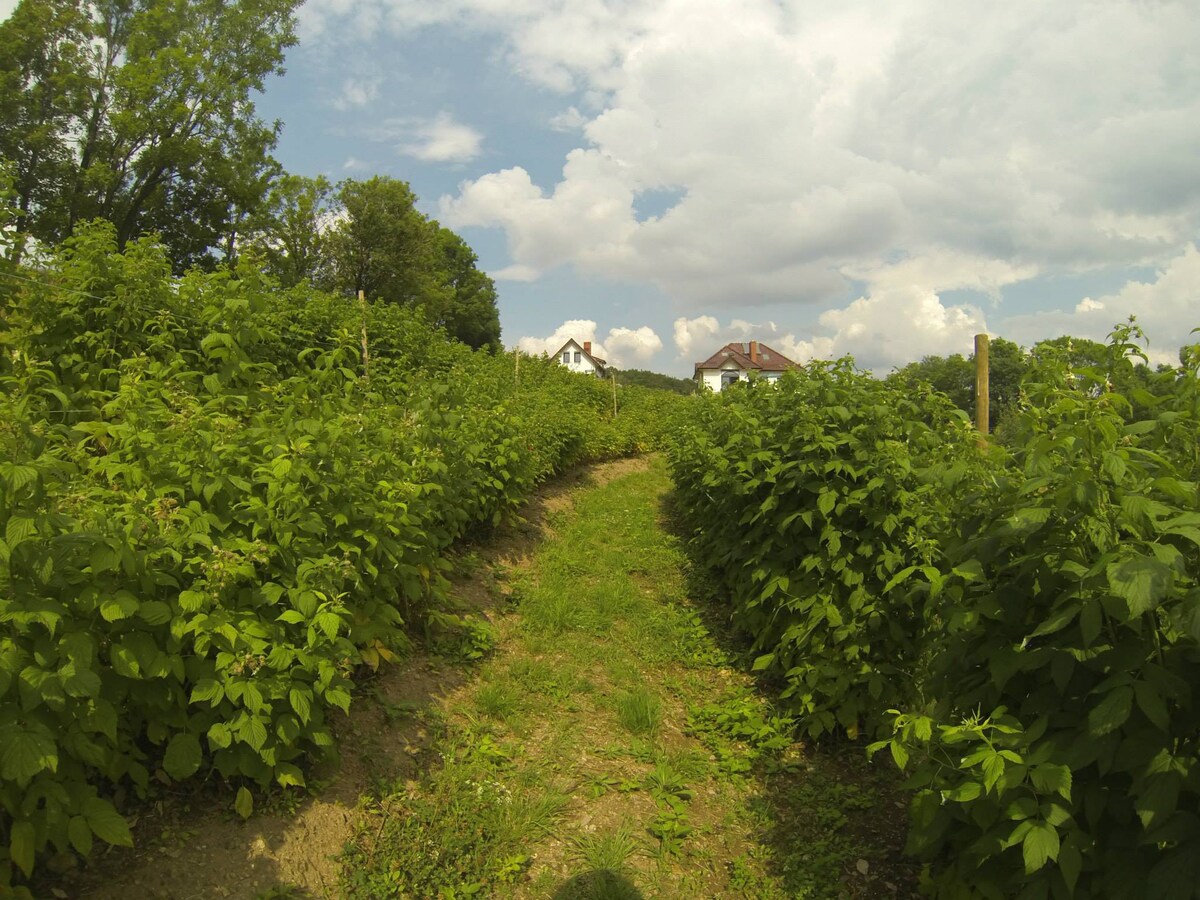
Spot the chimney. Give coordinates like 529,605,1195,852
583,341,591,354
749,340,759,362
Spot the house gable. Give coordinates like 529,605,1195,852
553,338,607,377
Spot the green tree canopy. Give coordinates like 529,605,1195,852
0,0,299,268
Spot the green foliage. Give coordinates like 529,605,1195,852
668,362,978,738
0,0,298,267
672,324,1200,896
0,222,661,888
611,368,697,395
874,325,1200,899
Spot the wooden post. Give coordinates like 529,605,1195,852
974,333,990,440
611,370,618,417
514,347,520,385
358,290,370,380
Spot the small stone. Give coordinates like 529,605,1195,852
856,859,870,876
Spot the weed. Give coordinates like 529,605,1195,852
570,825,642,873
614,688,662,737
475,680,523,722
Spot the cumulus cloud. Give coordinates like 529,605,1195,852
1001,245,1200,366
305,0,1200,345
675,283,988,373
394,112,483,164
518,319,663,368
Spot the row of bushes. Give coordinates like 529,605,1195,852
0,222,678,891
667,331,1200,897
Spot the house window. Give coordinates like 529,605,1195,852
574,351,582,363
562,352,570,363
721,371,740,388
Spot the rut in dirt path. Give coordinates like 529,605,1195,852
342,455,918,899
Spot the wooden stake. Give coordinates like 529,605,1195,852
515,347,520,385
975,333,990,440
611,370,618,417
358,290,370,380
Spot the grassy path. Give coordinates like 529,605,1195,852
341,456,914,898
62,456,913,899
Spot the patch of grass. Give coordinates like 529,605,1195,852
475,680,522,722
569,824,642,872
614,688,663,737
340,742,564,898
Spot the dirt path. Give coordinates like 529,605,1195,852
55,456,916,899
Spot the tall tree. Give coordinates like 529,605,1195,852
0,0,298,268
0,0,91,264
434,226,501,351
242,173,334,288
888,337,1027,430
327,176,451,312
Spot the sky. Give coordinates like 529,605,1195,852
5,0,1200,376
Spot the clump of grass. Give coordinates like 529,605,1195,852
475,680,522,722
569,824,642,873
614,688,662,737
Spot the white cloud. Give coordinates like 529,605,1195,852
1002,245,1200,366
517,319,663,368
396,112,483,163
306,0,1200,356
331,77,380,110
675,281,988,373
605,326,663,365
549,106,588,132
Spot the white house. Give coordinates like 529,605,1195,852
553,338,607,377
694,341,801,392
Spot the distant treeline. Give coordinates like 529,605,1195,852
612,367,697,395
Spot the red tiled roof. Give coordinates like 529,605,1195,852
694,342,801,376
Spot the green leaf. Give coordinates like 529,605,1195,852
1107,555,1173,616
1059,840,1082,894
241,682,264,714
239,715,268,751
326,687,351,714
1134,681,1170,731
289,688,311,724
138,601,174,625
1079,598,1103,647
0,726,57,783
68,815,93,857
10,819,35,877
163,733,203,781
751,653,775,672
207,722,233,750
99,592,139,622
817,491,836,516
275,763,306,788
190,679,225,706
6,516,35,549
83,797,133,847
1022,821,1059,874
235,786,254,820
943,781,982,802
1088,685,1134,736
1030,764,1072,801
890,741,909,770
